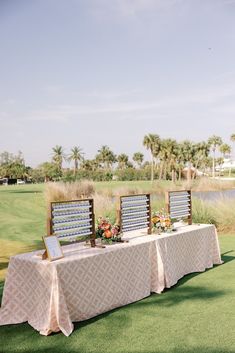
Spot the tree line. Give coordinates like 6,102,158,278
1,134,235,183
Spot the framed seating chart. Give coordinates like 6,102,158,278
118,194,152,234
165,190,192,225
47,199,96,247
43,235,64,261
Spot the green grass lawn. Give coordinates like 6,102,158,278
0,184,235,353
0,184,46,279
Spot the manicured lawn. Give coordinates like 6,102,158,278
0,184,45,280
0,184,235,353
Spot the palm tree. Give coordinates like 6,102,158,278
133,152,144,168
80,159,99,171
95,145,116,169
158,140,168,181
52,145,65,173
158,139,177,181
117,154,129,170
208,135,223,178
219,143,231,158
68,146,84,175
220,143,232,177
230,134,235,160
192,142,210,179
216,157,224,177
143,134,160,183
166,139,178,182
181,140,196,183
175,143,186,182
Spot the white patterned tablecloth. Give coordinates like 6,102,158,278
0,224,222,336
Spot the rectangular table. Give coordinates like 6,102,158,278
0,224,222,336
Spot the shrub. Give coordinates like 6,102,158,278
62,170,113,182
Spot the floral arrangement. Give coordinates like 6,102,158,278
96,217,121,244
151,209,172,233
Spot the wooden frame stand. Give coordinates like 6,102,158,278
117,194,152,234
46,198,98,247
165,190,192,225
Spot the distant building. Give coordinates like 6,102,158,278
216,158,235,172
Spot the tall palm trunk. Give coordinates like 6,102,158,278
192,159,200,180
163,164,167,180
178,168,182,182
74,160,78,176
187,161,192,183
171,169,176,183
212,150,215,178
229,162,232,177
151,153,154,183
158,162,164,180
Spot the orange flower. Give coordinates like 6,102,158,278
152,216,160,224
104,229,112,238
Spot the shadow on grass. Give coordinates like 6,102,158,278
0,262,8,271
221,250,235,264
155,284,227,307
0,280,4,302
71,282,227,335
161,249,235,292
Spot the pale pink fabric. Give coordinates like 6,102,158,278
151,225,222,291
0,224,222,336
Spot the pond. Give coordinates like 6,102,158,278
193,189,235,201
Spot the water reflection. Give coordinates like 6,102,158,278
193,189,235,201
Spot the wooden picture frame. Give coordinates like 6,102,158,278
165,190,192,225
47,199,96,247
117,194,152,234
43,235,64,261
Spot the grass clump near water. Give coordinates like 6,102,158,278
192,197,235,233
192,177,235,192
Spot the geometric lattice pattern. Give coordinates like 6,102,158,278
0,224,222,336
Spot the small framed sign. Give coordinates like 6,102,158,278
42,235,64,261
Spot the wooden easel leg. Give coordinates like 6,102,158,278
42,250,47,260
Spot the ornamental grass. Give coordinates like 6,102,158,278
45,180,95,202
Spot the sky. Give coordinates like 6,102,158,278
1,0,235,167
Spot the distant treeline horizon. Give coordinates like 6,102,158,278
1,133,235,183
